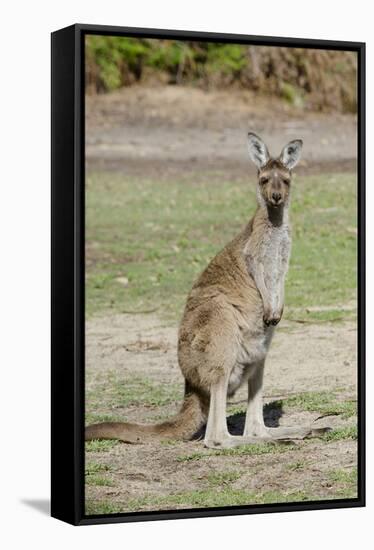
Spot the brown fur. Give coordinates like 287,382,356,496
85,133,323,447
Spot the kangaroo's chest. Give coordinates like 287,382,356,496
260,226,291,284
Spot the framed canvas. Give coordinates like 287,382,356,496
51,24,365,526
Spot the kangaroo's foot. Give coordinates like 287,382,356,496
243,422,330,441
266,426,330,440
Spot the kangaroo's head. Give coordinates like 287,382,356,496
247,133,303,208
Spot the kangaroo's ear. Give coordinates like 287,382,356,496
280,139,303,170
247,132,270,169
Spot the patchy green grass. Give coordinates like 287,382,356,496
206,471,242,486
86,462,358,515
86,475,115,487
85,439,119,452
160,438,180,446
176,423,357,464
117,487,315,512
286,460,308,471
85,500,123,515
227,404,247,416
85,412,126,424
328,467,357,484
86,172,357,320
85,171,358,514
86,373,183,422
85,461,114,487
85,462,112,475
176,441,296,462
327,467,357,498
321,425,357,441
86,485,335,514
278,391,357,419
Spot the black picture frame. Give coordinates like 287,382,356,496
51,23,366,526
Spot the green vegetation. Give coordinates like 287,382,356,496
85,37,357,113
85,439,119,453
86,373,182,416
328,467,357,485
176,442,296,463
86,172,357,322
89,487,312,512
85,484,343,515
85,462,358,515
85,500,123,515
86,475,115,487
206,471,242,486
276,391,357,419
85,461,114,487
286,460,308,471
85,160,358,514
85,413,125,425
327,467,357,498
321,425,357,441
85,462,112,475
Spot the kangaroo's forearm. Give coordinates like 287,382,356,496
247,258,272,310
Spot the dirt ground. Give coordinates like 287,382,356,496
85,314,357,513
85,85,358,514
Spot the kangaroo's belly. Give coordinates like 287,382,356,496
228,325,274,395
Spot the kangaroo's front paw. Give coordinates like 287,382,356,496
263,308,282,326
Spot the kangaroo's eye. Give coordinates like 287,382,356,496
260,177,269,185
282,178,290,186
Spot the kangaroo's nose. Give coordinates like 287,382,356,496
272,192,282,203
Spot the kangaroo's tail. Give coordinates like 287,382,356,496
85,385,208,444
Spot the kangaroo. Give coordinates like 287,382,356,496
86,133,327,448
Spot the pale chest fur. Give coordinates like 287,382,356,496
244,215,292,311
260,224,291,302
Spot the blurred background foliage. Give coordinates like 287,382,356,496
85,36,357,113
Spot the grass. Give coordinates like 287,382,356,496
85,500,123,515
328,467,357,484
85,462,358,515
176,423,357,463
327,467,357,498
85,439,119,452
86,475,115,487
85,483,345,515
276,391,357,419
86,171,357,321
85,413,126,424
85,169,358,514
286,460,308,471
114,487,314,512
206,471,242,486
85,462,112,475
176,442,296,462
85,462,115,487
321,425,357,441
86,373,182,418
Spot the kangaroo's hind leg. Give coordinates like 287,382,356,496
243,360,270,438
204,372,231,448
204,372,273,449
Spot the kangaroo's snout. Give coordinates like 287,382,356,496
272,192,282,204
